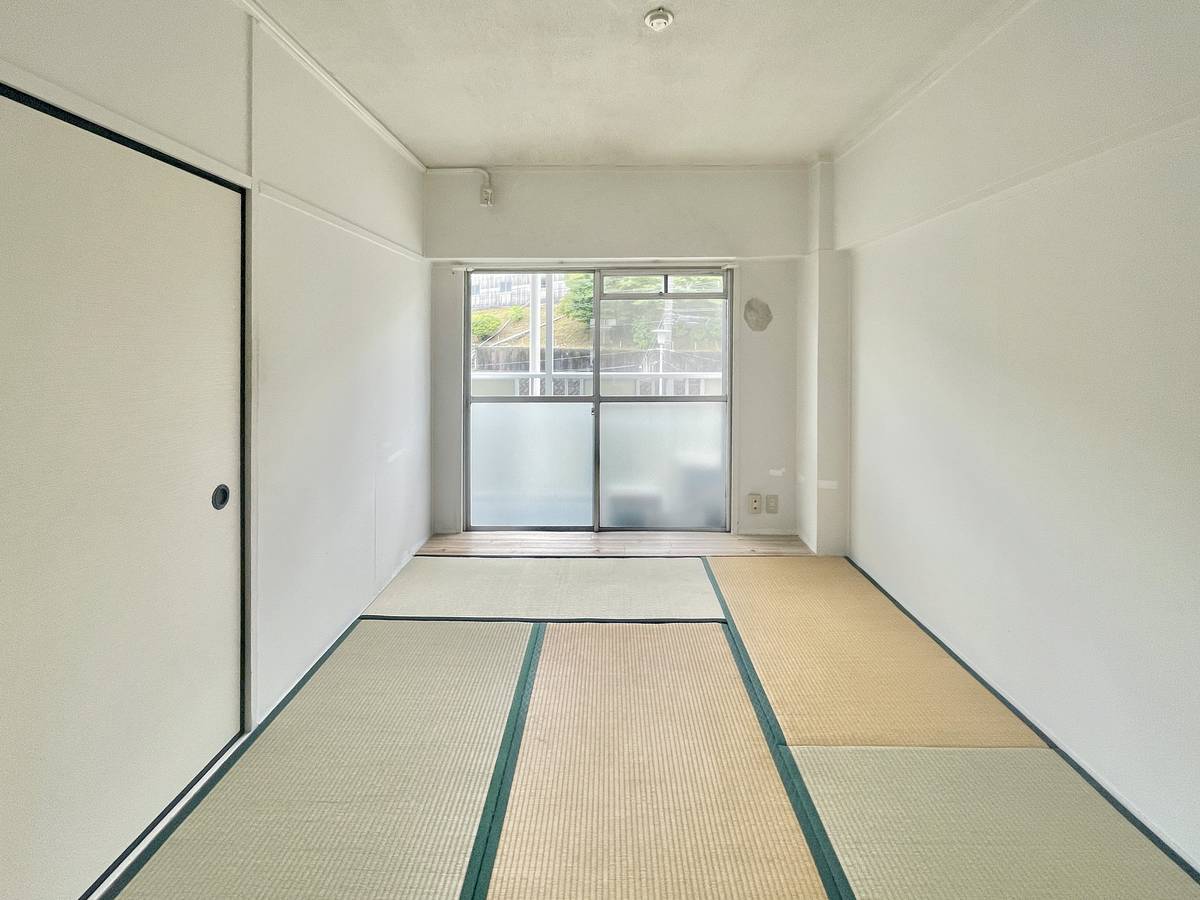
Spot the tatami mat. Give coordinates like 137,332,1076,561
710,556,1041,747
791,746,1200,899
487,623,826,899
116,620,531,899
368,556,723,620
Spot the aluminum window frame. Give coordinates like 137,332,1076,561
464,267,732,532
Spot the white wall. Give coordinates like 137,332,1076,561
0,0,249,173
796,161,850,554
425,166,807,536
251,28,423,251
796,257,818,547
0,0,432,730
838,0,1200,866
796,250,850,554
429,267,466,533
425,166,806,260
251,198,429,716
733,260,799,535
430,260,801,536
247,23,430,721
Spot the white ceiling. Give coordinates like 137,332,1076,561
256,0,1003,167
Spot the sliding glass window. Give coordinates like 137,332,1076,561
465,269,730,530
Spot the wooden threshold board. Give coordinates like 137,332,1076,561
418,531,813,558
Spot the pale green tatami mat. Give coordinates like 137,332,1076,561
791,746,1200,900
117,620,531,899
367,556,723,620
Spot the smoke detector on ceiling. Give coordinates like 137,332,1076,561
644,7,674,31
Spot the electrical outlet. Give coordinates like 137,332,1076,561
748,493,762,514
765,494,779,514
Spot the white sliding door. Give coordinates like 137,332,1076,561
0,94,243,899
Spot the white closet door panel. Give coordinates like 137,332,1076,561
0,97,242,900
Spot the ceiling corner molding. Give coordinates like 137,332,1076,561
833,0,1037,160
231,0,427,172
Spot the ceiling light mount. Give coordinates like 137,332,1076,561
644,7,674,32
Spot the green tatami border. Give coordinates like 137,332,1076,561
458,622,546,900
701,557,857,900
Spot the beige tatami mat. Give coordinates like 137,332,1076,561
368,556,723,620
709,556,1042,747
488,623,826,899
117,621,531,899
791,746,1200,899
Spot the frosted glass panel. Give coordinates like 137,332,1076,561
470,403,593,526
600,403,727,529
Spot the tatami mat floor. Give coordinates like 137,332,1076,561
708,556,1042,747
793,746,1199,899
115,621,532,899
489,623,825,899
368,556,723,621
108,557,1199,899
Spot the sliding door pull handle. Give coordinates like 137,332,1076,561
211,484,230,510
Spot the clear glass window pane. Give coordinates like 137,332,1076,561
600,402,727,529
470,272,593,397
599,296,726,396
666,273,724,293
470,272,545,397
470,403,593,527
549,272,593,395
602,274,664,294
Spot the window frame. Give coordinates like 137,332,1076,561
463,267,732,531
